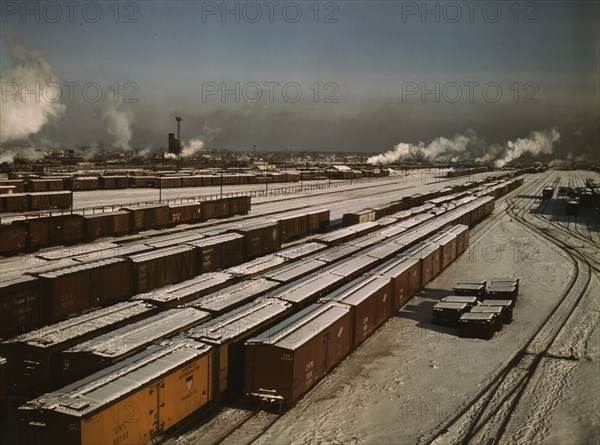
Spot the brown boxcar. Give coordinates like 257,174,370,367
0,222,27,254
186,299,292,396
444,224,469,255
320,275,393,347
121,204,170,231
128,175,158,188
60,308,211,381
263,258,327,284
0,301,157,391
83,211,130,239
1,193,29,212
52,214,85,245
369,256,421,310
68,177,99,191
306,208,330,232
276,213,308,242
89,258,132,306
169,202,202,224
29,191,72,210
201,199,217,221
231,219,280,260
405,243,437,288
213,198,231,218
275,241,327,261
99,176,117,189
188,236,224,273
270,271,347,308
38,264,92,323
324,254,381,284
181,176,204,187
244,302,352,407
20,340,213,445
229,196,251,215
128,245,196,294
226,254,286,279
0,179,25,193
0,274,42,339
133,272,235,310
158,176,183,188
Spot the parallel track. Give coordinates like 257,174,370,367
420,171,595,445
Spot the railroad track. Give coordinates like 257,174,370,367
419,171,595,445
530,172,600,270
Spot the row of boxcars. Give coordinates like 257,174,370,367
0,196,252,255
446,166,490,178
2,176,522,443
0,168,388,194
0,191,73,213
6,177,525,445
0,208,330,340
343,174,524,225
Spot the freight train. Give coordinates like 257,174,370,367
0,196,251,255
0,208,329,340
5,175,525,445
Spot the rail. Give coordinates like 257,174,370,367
0,175,395,221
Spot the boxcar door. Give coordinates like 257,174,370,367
149,382,162,438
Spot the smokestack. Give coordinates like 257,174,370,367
176,117,182,148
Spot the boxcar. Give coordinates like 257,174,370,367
169,202,202,224
368,256,421,310
320,275,393,347
133,272,235,310
0,222,27,254
263,258,327,284
184,278,280,315
19,340,213,445
186,299,292,396
1,193,29,212
61,308,211,381
0,274,42,339
244,302,352,407
270,271,347,308
128,245,196,294
0,301,157,391
226,254,286,280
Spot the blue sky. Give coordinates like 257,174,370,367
1,1,598,156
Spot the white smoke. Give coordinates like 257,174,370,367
102,102,133,149
178,124,220,158
367,129,480,164
0,33,66,144
493,128,560,168
180,138,204,158
164,152,177,160
368,128,560,167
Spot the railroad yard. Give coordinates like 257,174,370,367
0,168,598,445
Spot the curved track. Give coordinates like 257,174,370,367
420,171,596,445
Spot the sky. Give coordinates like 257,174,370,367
0,0,598,161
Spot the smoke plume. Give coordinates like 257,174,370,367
181,139,204,158
367,128,560,167
0,33,66,144
102,102,133,149
491,128,560,167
